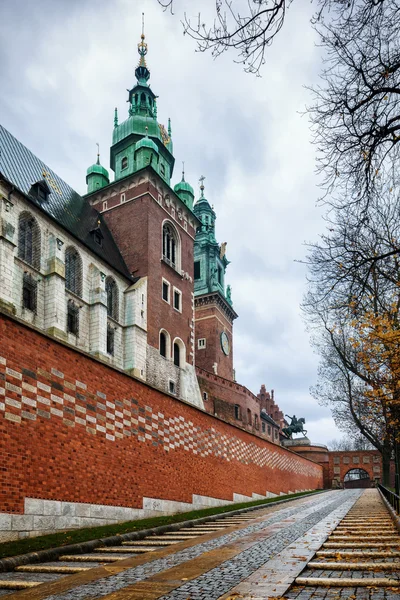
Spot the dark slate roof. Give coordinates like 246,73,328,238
0,124,132,280
260,409,279,427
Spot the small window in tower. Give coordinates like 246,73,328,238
22,272,37,312
169,380,176,394
67,300,79,336
103,201,108,211
160,163,165,176
274,429,278,439
198,338,206,349
173,288,181,312
121,193,126,203
107,325,115,356
247,409,252,426
254,415,259,430
234,405,241,420
262,422,266,433
218,265,223,285
203,392,208,401
162,280,170,303
121,156,128,170
194,261,201,280
267,425,271,435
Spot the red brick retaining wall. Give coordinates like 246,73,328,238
0,314,323,515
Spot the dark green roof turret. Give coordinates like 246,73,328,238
135,131,158,153
86,156,109,180
86,149,109,194
174,165,194,210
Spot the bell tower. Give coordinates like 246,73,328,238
193,178,237,380
86,21,203,409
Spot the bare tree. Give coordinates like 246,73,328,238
159,1,398,216
303,193,400,484
157,1,389,76
309,0,400,210
327,436,375,451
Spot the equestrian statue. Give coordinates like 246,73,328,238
282,414,307,438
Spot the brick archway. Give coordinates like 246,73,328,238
343,467,371,489
329,450,382,488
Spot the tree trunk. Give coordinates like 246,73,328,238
382,440,392,487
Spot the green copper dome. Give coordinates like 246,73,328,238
86,162,109,180
135,136,158,153
174,179,194,196
86,153,110,194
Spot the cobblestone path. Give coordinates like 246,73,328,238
1,489,363,600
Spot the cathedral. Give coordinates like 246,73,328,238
0,29,284,446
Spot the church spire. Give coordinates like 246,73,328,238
135,13,150,86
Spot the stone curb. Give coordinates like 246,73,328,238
0,490,327,572
378,488,400,534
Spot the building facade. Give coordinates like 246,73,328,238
0,27,287,454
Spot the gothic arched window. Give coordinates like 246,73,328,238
106,276,119,320
162,223,179,268
18,212,41,269
65,247,83,297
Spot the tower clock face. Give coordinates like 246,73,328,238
220,331,230,356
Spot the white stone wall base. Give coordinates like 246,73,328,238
0,488,308,542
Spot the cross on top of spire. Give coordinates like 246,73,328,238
199,175,205,198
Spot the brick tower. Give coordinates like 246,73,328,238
86,26,203,408
193,179,237,380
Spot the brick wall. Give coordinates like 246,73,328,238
329,450,383,486
197,368,280,444
92,172,197,365
194,299,234,380
0,313,323,525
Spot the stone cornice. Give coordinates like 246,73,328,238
194,291,238,322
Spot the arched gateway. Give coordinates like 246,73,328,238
343,468,371,489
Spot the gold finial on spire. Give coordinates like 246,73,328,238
142,12,145,38
182,161,185,181
96,142,100,165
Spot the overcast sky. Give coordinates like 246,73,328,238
0,0,344,445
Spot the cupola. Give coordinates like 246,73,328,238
86,149,110,194
134,128,159,170
174,165,194,210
